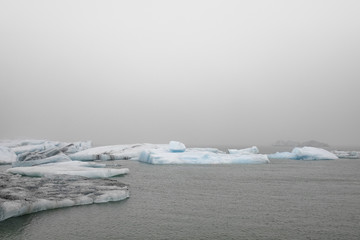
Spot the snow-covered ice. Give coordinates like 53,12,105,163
69,143,166,161
228,146,259,155
0,146,17,165
7,161,129,178
268,147,338,160
0,173,129,221
139,148,269,164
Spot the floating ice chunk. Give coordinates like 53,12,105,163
0,146,17,165
228,146,259,155
292,147,338,160
12,153,71,167
268,147,338,160
0,173,129,221
69,143,166,161
7,161,129,178
332,150,360,159
169,141,186,152
139,148,269,164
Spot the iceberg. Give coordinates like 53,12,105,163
69,143,166,161
169,141,186,152
139,148,269,164
228,146,259,155
268,147,338,160
332,150,360,159
7,161,129,178
0,146,17,165
0,173,129,222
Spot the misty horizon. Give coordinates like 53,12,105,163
1,1,359,147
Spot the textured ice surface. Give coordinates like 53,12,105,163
11,142,57,155
268,147,338,160
332,150,360,159
0,147,17,165
7,161,129,178
0,139,92,165
69,143,166,161
139,148,269,164
12,153,72,167
169,141,186,152
0,173,129,221
228,146,259,155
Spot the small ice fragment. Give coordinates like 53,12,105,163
169,141,186,152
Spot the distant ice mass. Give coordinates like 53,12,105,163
69,143,166,161
268,147,338,160
7,161,129,178
273,140,329,148
0,173,129,221
332,150,360,159
139,144,269,164
228,146,259,155
169,141,186,152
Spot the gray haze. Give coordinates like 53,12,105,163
1,0,359,147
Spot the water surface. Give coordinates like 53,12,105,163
1,148,359,239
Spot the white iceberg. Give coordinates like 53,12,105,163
139,148,269,164
7,161,129,178
268,147,338,160
69,143,166,161
332,150,360,159
228,146,259,155
0,146,17,165
169,141,186,152
0,173,129,222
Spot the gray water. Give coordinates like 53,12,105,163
1,147,360,239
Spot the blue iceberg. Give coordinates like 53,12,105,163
268,147,338,160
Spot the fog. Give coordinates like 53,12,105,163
1,0,359,147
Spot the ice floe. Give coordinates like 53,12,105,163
0,173,129,221
139,144,269,164
7,161,129,178
69,143,166,161
268,147,338,160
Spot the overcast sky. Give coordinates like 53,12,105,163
0,0,359,147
